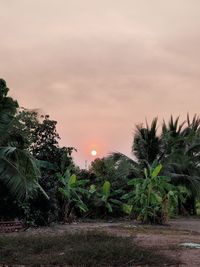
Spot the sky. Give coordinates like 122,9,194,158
1,0,200,168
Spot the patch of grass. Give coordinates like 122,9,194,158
0,231,179,266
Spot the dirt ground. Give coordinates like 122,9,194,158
7,218,200,266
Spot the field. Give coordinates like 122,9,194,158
0,218,200,266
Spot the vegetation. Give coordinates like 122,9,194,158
0,78,200,226
1,78,200,267
58,172,89,222
0,80,43,200
88,180,123,216
0,231,178,266
122,163,179,224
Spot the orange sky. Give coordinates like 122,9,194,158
1,0,200,168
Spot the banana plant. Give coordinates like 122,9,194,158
58,171,89,222
90,181,123,214
122,163,179,224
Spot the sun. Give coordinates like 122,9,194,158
91,150,97,156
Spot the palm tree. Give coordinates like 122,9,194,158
160,115,200,214
0,79,47,199
160,116,186,160
110,118,160,178
111,115,200,215
0,144,48,199
132,117,160,167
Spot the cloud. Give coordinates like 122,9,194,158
1,0,200,167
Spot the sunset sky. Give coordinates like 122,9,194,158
1,0,200,168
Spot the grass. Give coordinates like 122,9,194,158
0,231,178,266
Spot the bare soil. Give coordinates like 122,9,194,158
3,218,200,266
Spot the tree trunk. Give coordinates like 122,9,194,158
64,201,74,223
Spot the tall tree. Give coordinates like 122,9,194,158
110,118,160,179
111,115,200,215
161,115,200,214
0,79,45,200
0,79,18,117
132,118,160,167
16,108,76,224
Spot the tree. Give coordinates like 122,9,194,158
133,118,160,167
58,172,88,222
88,181,123,217
111,115,200,216
0,79,44,200
16,108,75,166
0,79,18,116
161,115,200,214
15,108,76,224
110,118,160,180
122,163,179,224
90,156,137,190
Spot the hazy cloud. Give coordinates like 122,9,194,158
0,0,200,166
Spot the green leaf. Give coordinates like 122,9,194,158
122,204,133,215
128,178,142,186
76,188,89,195
151,192,162,203
102,181,111,198
121,192,135,200
89,184,96,193
0,146,44,199
77,201,88,212
36,160,57,171
77,179,89,186
58,187,68,197
144,168,148,178
106,202,113,213
102,195,107,202
151,164,162,178
110,199,121,205
69,174,77,185
168,190,174,196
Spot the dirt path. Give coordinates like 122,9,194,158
8,218,200,266
66,219,200,266
170,218,200,233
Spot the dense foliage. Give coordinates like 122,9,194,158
122,163,179,224
1,78,200,225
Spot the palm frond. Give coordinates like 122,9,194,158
109,152,137,165
169,173,200,198
132,118,160,164
0,146,48,199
